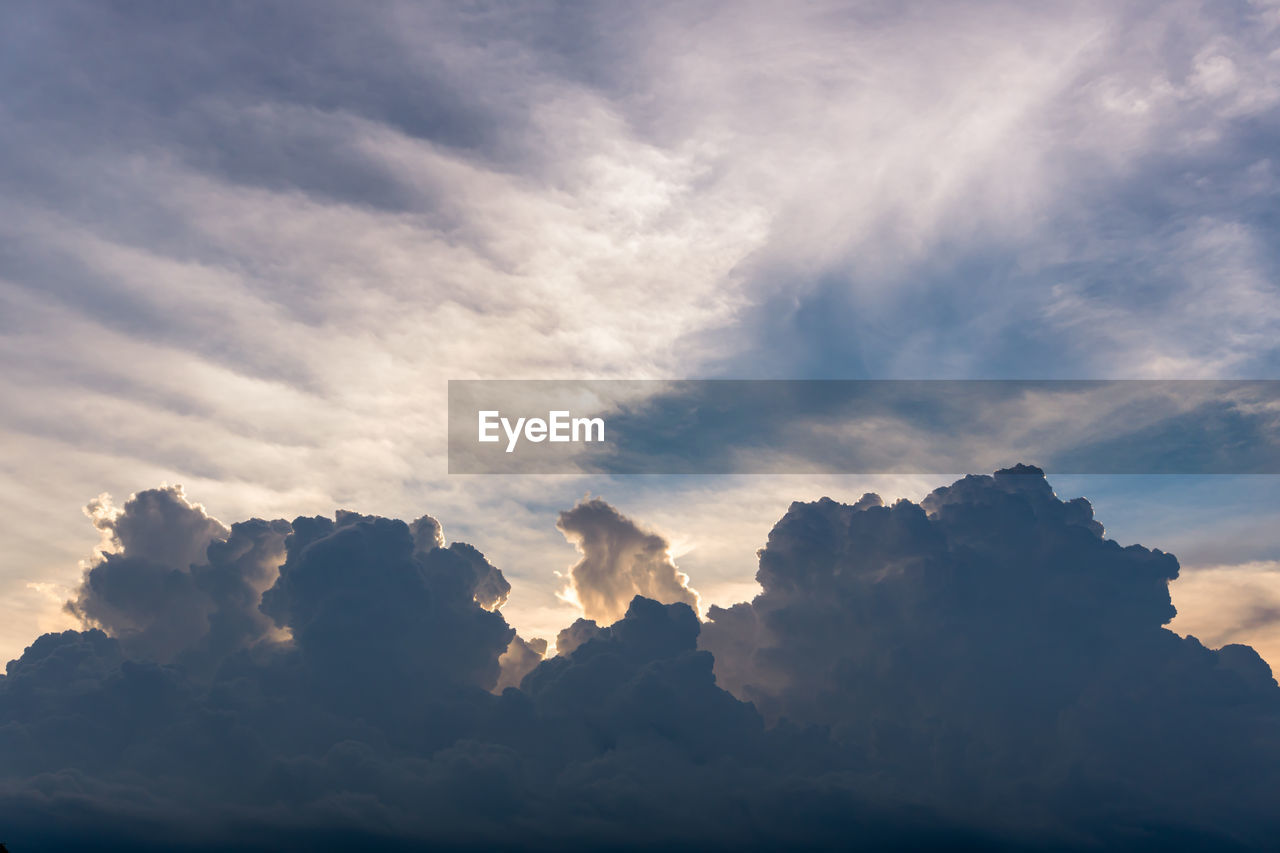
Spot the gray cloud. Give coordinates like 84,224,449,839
86,485,228,573
67,486,243,664
6,471,1280,849
701,465,1280,839
553,616,605,657
259,510,515,694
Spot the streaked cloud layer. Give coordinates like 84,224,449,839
1,0,1279,660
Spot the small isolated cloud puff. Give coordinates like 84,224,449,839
556,497,700,625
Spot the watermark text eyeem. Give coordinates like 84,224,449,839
478,410,605,453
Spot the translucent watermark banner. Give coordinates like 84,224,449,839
447,380,1280,474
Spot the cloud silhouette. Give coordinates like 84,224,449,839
700,464,1280,842
259,510,515,694
3,469,1280,849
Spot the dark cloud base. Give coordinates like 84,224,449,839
2,467,1278,851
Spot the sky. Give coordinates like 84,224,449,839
1,2,1280,847
3,0,1279,663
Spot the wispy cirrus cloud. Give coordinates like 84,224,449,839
1,0,1279,660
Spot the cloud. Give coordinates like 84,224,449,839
66,485,250,664
426,533,512,613
493,634,547,693
259,510,515,694
85,485,228,572
562,379,1280,475
553,616,605,657
6,471,1280,848
556,497,700,624
2,0,1280,664
700,465,1280,842
0,0,768,658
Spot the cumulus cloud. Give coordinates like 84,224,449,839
259,510,515,694
493,634,547,693
410,514,513,612
556,497,701,624
65,492,515,688
85,485,228,573
553,617,605,657
66,485,253,665
701,465,1280,840
5,471,1280,849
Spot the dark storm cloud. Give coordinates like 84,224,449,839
553,616,605,657
259,510,514,694
700,465,1280,843
4,469,1280,849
